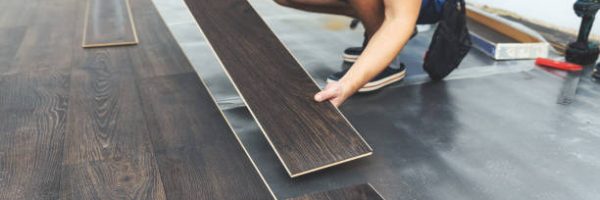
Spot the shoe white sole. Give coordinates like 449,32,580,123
327,70,406,93
342,54,359,63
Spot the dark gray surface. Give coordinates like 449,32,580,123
226,67,600,200
154,0,600,199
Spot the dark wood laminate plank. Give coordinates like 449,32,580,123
127,0,193,78
59,48,166,199
0,26,26,75
287,184,384,200
60,159,164,200
82,0,138,48
0,70,70,200
183,0,373,178
139,73,275,200
12,0,83,74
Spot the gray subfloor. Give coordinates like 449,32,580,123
151,0,600,199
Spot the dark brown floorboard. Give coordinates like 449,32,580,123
287,184,384,200
183,0,373,177
82,0,138,47
60,159,165,200
126,0,193,78
59,48,165,199
8,0,84,75
0,26,26,75
0,70,70,200
1,0,268,198
139,73,275,200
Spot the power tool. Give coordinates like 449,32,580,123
566,0,600,65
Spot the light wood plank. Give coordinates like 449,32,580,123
82,0,138,48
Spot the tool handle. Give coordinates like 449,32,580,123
536,58,583,71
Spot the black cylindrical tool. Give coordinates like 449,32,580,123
566,0,600,65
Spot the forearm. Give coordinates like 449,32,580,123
339,0,420,94
339,20,415,92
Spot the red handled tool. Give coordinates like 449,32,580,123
535,57,583,72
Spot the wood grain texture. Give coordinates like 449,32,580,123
0,26,26,75
12,0,83,74
0,70,70,200
466,9,540,43
140,73,275,200
126,0,193,78
60,48,166,199
82,0,138,48
1,0,270,198
287,184,384,200
183,0,373,177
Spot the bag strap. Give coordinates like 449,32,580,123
459,0,466,14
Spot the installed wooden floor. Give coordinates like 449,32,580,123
287,184,384,200
82,0,138,47
0,0,273,199
183,0,373,178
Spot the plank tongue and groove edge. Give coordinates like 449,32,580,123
181,0,373,177
287,184,385,200
82,0,138,48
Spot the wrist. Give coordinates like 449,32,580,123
338,78,358,99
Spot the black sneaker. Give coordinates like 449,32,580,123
327,63,407,92
343,28,419,63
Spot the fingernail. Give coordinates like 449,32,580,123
315,94,322,101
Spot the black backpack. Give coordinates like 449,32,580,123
423,0,472,80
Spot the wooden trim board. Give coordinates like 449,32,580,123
287,184,385,200
181,0,373,177
82,0,139,48
466,7,541,43
466,6,549,60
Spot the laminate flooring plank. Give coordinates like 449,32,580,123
59,48,165,199
139,73,275,200
82,0,138,48
60,159,165,200
127,0,193,78
0,26,26,75
12,0,83,74
287,184,384,200
0,70,70,200
183,0,373,178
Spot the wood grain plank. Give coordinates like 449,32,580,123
287,184,384,200
182,0,373,178
0,70,70,200
82,0,138,48
60,48,166,199
13,0,83,74
126,0,193,78
0,26,26,75
60,159,165,200
139,73,275,200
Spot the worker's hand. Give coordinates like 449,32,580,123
314,81,351,107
